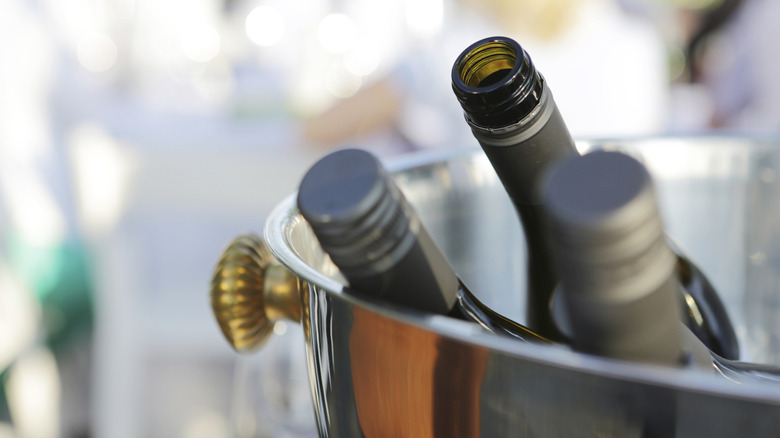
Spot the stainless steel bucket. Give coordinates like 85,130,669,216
237,137,780,437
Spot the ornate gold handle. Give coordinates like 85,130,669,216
210,234,303,353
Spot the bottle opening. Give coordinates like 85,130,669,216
458,41,517,88
451,36,543,128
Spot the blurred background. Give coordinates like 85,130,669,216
0,0,778,436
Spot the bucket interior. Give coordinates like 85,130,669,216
274,138,780,366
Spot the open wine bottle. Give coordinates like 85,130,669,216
451,36,739,359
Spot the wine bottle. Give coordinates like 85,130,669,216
450,36,580,341
540,150,780,383
297,147,549,344
541,150,684,364
451,36,739,359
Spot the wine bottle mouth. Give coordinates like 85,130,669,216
457,40,517,89
451,36,544,129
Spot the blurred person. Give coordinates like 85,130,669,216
0,262,40,433
0,0,94,436
685,0,780,133
302,0,669,152
477,0,668,138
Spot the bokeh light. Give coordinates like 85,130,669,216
76,33,117,72
404,0,443,39
180,24,221,63
318,13,357,54
344,42,381,77
325,61,362,98
246,5,285,47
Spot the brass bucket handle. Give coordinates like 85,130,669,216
210,233,303,353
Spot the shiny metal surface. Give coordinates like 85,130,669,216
210,234,303,352
264,137,780,437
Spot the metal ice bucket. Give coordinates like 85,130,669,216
215,137,780,437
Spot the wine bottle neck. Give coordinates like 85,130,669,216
298,148,460,315
543,151,684,366
452,36,544,129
